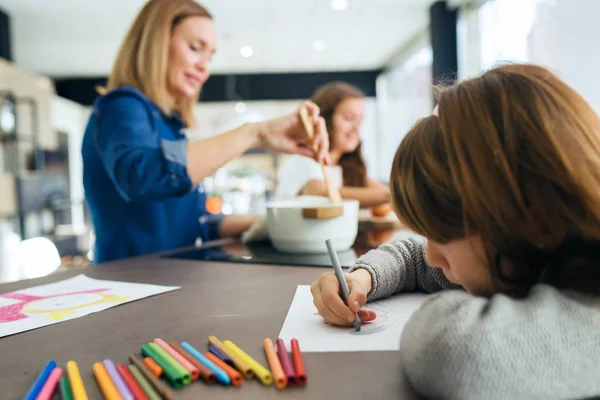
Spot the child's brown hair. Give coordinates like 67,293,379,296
391,64,600,297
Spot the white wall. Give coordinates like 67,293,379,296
528,0,600,113
377,45,434,182
458,0,600,113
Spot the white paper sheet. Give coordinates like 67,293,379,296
278,285,428,352
0,274,179,338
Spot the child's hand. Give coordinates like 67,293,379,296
310,269,377,326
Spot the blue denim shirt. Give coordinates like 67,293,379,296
82,86,223,263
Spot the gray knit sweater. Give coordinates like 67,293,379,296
350,238,600,400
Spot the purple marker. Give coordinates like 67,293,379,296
103,359,134,400
208,344,234,366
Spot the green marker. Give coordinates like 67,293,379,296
59,375,73,400
141,343,191,387
128,365,162,400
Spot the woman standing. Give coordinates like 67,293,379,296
82,0,328,263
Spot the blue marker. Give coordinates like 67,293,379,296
23,360,57,400
180,342,231,385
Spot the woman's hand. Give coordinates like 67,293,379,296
241,214,269,243
256,101,330,164
310,269,376,326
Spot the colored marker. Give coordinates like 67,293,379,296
276,339,296,385
127,365,162,400
36,366,63,400
291,338,307,386
264,338,287,389
66,361,89,400
153,338,200,381
128,354,172,400
223,340,273,386
207,336,254,379
180,342,231,385
326,238,361,331
208,345,234,366
59,375,73,400
204,352,243,387
103,359,134,400
141,343,190,388
93,362,122,400
143,358,162,378
23,360,56,400
116,364,148,400
169,342,217,385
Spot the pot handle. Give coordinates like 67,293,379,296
301,206,344,219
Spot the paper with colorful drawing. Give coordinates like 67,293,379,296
278,285,428,352
0,275,179,338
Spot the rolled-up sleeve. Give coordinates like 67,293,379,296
93,94,193,201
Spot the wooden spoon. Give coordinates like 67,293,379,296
299,106,343,205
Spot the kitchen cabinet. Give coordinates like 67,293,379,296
0,58,57,150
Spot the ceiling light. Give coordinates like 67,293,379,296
330,0,349,11
240,46,253,58
313,40,327,52
235,102,246,114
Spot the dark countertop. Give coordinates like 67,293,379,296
0,237,417,399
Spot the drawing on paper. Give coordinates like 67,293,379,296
312,301,401,335
350,302,400,335
0,289,130,322
279,285,428,352
0,275,180,338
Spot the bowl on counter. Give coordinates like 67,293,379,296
266,196,359,253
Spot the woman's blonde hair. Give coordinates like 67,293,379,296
104,0,212,127
391,64,600,297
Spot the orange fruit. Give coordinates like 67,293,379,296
206,197,223,214
371,203,392,217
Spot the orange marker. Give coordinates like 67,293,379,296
264,338,287,390
143,358,162,378
93,362,122,400
203,352,243,387
291,338,307,386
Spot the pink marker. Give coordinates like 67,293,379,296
153,338,200,380
276,338,296,385
36,367,63,400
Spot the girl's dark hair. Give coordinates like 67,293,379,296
311,81,367,187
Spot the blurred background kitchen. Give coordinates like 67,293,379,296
0,0,597,281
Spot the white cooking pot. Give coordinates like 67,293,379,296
266,196,359,253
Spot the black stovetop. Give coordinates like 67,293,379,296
163,240,360,268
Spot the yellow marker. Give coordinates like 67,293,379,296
223,340,273,386
92,363,123,400
207,336,254,380
66,361,89,400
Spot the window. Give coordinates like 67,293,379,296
376,45,433,181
